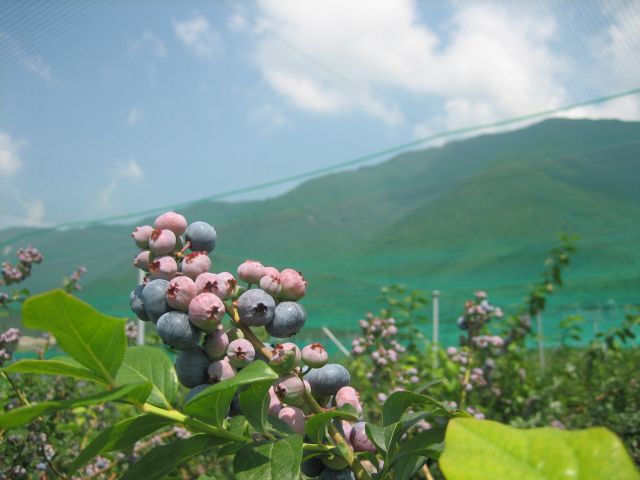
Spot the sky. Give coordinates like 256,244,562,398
1,0,639,228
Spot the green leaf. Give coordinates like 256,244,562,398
116,346,178,408
121,434,225,480
67,414,175,474
440,418,640,480
393,455,425,480
392,427,445,462
365,423,387,454
3,357,107,385
22,290,126,385
305,409,359,444
0,382,151,430
185,360,278,426
238,378,275,435
384,412,430,455
233,435,303,480
382,391,459,427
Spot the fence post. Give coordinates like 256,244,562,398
137,269,145,346
536,312,545,369
432,290,440,368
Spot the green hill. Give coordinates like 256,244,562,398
2,118,639,345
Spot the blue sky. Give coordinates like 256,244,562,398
1,0,639,228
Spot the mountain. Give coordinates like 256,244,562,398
2,118,639,345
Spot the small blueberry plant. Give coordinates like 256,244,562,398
1,216,637,479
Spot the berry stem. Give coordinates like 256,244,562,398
226,302,274,360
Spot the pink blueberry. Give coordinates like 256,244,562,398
133,250,151,271
341,420,354,447
182,251,211,279
195,273,227,299
274,342,301,365
335,386,363,415
203,328,230,360
149,256,178,280
154,211,187,236
237,260,265,284
217,272,237,298
274,373,306,406
226,339,255,368
148,229,177,256
188,293,225,331
259,270,282,297
350,422,376,453
277,406,305,435
166,276,197,311
131,225,154,248
268,386,283,416
208,357,236,382
301,342,328,368
279,269,306,300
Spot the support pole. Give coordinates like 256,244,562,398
322,327,350,357
137,269,145,346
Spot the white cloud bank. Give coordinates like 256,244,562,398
250,0,639,131
173,14,222,59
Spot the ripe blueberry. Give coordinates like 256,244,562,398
307,364,350,396
266,301,306,338
156,310,202,350
175,347,210,388
185,221,217,253
140,279,170,323
237,289,275,326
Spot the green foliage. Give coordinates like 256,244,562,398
232,435,303,480
115,345,179,409
22,289,126,385
440,418,640,480
3,356,107,384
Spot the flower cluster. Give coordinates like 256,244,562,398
63,266,87,293
0,245,43,287
0,327,21,366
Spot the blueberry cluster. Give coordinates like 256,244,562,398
0,245,43,287
128,212,372,479
0,327,21,366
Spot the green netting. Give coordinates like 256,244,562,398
2,92,640,349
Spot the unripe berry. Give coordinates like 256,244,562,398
149,256,178,280
279,269,306,300
155,211,187,236
277,406,305,435
274,373,306,406
188,293,225,331
350,422,376,453
133,250,151,271
259,267,281,296
268,386,283,416
335,386,363,415
208,357,236,382
167,276,197,311
302,343,328,368
182,251,211,280
237,289,275,326
237,260,265,284
203,328,229,360
226,339,255,368
149,229,176,255
217,272,237,298
195,273,227,299
131,225,154,248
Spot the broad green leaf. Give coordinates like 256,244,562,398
3,357,107,385
0,382,151,429
121,434,225,480
233,435,303,480
384,412,430,455
305,409,359,444
185,361,278,426
382,390,458,426
238,377,275,434
116,346,178,408
22,290,126,385
392,427,445,462
67,414,175,474
393,455,425,480
440,418,640,480
366,423,387,454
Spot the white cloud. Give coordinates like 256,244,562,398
128,31,167,58
229,13,249,32
0,132,25,176
127,107,141,126
99,159,144,207
249,103,291,132
0,33,51,80
25,199,45,225
173,14,222,59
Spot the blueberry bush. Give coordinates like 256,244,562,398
1,212,638,479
